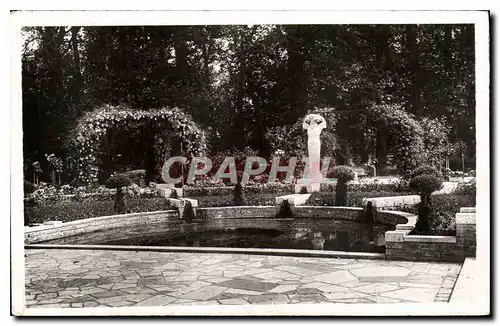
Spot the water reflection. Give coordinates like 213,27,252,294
40,217,391,253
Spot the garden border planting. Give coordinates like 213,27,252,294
385,209,476,262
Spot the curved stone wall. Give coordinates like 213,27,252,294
25,205,415,245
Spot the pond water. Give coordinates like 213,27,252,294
40,218,392,253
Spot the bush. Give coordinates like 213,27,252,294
305,190,416,207
409,172,444,232
233,182,245,206
409,165,442,179
331,166,356,182
193,192,280,207
275,200,293,218
182,200,195,223
24,197,173,225
347,179,411,193
299,186,308,194
331,166,355,206
409,174,444,196
183,183,293,197
124,169,146,186
24,180,36,194
170,189,179,199
25,182,62,205
453,180,476,196
397,193,476,235
105,174,132,189
106,174,132,214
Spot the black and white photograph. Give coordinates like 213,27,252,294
10,10,490,316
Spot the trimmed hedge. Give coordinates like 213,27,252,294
24,197,172,225
305,190,416,207
183,183,294,197
184,181,410,197
193,192,287,207
194,190,416,208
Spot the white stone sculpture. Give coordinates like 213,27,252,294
295,114,327,193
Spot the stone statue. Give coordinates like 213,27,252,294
295,114,327,193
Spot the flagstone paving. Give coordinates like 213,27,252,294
24,249,462,308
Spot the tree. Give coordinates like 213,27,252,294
105,173,132,214
331,165,355,206
409,166,444,232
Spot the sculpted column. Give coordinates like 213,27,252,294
295,114,326,193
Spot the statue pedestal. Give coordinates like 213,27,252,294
294,178,337,193
294,178,322,193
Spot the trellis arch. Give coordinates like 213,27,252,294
366,104,425,175
67,105,207,186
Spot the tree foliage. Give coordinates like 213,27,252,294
22,24,476,183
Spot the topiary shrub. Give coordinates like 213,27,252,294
170,189,179,199
409,165,442,179
409,172,444,232
105,173,132,214
182,200,195,223
331,166,355,206
275,199,294,218
124,169,146,186
232,182,245,206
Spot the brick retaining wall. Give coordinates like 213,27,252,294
385,210,476,262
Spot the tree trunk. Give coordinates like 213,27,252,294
143,123,158,185
71,26,82,117
375,117,389,174
232,30,247,150
415,193,431,232
286,26,308,124
114,188,127,214
335,182,347,206
406,25,421,116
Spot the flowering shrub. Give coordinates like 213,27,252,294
24,180,160,211
346,179,411,193
60,184,74,195
183,182,293,197
453,180,476,196
141,182,160,198
45,153,63,172
24,183,61,206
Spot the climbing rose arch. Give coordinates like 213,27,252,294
367,104,425,175
67,105,207,186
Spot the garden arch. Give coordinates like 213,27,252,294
67,105,207,186
366,104,424,175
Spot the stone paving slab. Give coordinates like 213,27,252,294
24,249,462,308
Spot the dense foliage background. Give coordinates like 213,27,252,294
22,24,475,185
